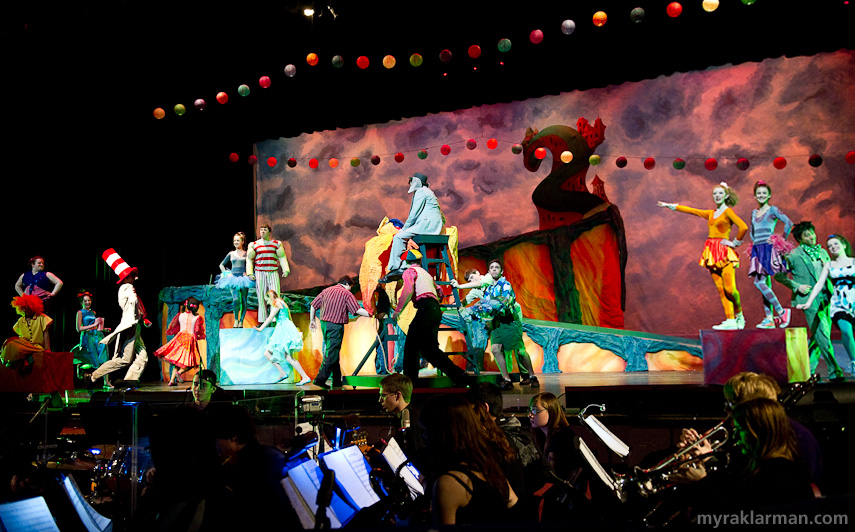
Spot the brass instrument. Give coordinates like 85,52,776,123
779,373,819,409
616,418,730,500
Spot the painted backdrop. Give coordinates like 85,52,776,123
256,51,855,338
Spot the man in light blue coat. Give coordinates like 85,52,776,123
383,172,444,279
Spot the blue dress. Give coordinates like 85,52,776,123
266,302,304,364
75,309,108,367
216,251,254,289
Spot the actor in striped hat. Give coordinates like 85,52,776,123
90,249,149,384
246,223,291,323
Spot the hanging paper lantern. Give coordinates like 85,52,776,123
228,153,239,163
468,45,481,59
439,49,452,63
630,7,645,23
773,156,787,169
216,92,229,104
248,155,258,165
736,158,750,170
672,158,686,170
287,158,297,168
409,53,423,67
666,2,682,17
702,0,720,12
593,11,608,26
589,154,601,165
487,138,498,150
329,158,339,168
441,144,451,156
560,151,573,163
741,0,756,4
511,144,523,154
309,158,319,169
704,158,718,171
306,53,319,66
846,151,855,164
284,64,296,77
808,154,823,167
351,158,361,167
529,29,544,44
534,147,547,160
332,55,344,68
383,55,396,69
466,139,478,150
153,107,166,119
497,38,512,52
238,84,250,97
259,76,271,88
371,155,381,165
194,99,206,111
616,157,628,168
394,152,405,163
644,157,656,170
561,20,576,35
418,149,428,159
267,157,277,167
357,56,370,69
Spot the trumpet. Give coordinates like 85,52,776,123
616,418,730,500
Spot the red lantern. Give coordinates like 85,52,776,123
228,153,239,163
487,138,498,150
440,144,451,155
644,157,656,170
248,155,257,165
357,56,370,69
736,158,750,170
309,158,319,169
267,157,277,167
704,158,718,171
615,157,627,168
259,76,271,88
394,152,405,163
468,45,481,59
773,156,787,169
530,29,544,44
666,2,683,17
534,147,547,160
216,92,229,104
845,151,855,164
287,158,297,168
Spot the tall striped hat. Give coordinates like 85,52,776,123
102,248,139,284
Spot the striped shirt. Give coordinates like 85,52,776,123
311,284,361,324
252,239,281,272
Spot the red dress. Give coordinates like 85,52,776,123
154,312,205,369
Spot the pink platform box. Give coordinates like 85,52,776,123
700,328,809,386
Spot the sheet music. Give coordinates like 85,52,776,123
61,475,112,532
0,497,61,532
282,461,343,529
321,446,380,510
381,438,424,497
582,415,630,458
578,437,618,492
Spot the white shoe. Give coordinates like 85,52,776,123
735,313,745,329
296,378,311,386
712,319,739,330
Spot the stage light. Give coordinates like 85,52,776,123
304,8,315,16
89,448,102,456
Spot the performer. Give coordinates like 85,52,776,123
310,275,371,388
747,181,793,328
453,261,538,390
658,183,749,330
775,222,844,380
90,249,150,384
383,172,445,280
797,234,854,380
393,250,467,387
217,232,254,328
1,295,51,374
254,290,311,385
155,298,205,386
14,256,63,316
73,290,108,375
247,224,290,323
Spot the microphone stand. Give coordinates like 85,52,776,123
314,460,335,530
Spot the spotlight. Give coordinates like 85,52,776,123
304,8,315,16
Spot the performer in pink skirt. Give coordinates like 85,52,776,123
155,298,206,385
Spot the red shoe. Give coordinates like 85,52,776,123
774,308,792,328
